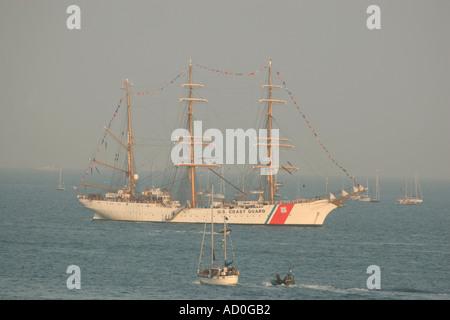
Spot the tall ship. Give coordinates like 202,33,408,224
77,60,364,226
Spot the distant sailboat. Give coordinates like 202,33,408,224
397,176,415,205
197,185,239,285
57,168,65,191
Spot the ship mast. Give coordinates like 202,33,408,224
80,79,136,195
257,59,297,203
267,60,275,203
125,78,135,197
179,60,218,208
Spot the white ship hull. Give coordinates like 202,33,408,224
78,197,338,226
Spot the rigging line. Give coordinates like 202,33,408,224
207,167,247,197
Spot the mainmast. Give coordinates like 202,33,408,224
257,59,297,203
124,79,135,197
179,60,218,208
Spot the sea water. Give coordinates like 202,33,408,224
0,168,449,300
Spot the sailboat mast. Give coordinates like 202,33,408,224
126,79,135,197
211,185,214,270
376,169,379,200
405,177,408,199
415,172,418,198
223,215,227,265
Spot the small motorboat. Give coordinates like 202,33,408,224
271,270,295,286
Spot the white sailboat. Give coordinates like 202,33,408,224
198,185,239,286
57,168,65,191
397,176,416,205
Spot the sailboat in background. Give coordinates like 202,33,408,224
57,168,65,191
197,185,239,285
397,176,415,205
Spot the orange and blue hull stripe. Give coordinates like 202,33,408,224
265,203,295,225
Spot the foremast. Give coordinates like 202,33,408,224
80,78,136,197
178,60,218,208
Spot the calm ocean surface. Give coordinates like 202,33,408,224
0,168,449,300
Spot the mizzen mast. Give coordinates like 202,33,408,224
178,60,218,208
257,59,297,203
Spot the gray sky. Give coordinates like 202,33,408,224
0,0,449,180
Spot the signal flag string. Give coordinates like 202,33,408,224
275,70,359,186
195,64,268,77
80,96,124,182
132,70,185,96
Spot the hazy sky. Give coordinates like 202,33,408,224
0,0,449,180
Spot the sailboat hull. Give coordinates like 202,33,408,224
199,274,239,286
397,198,417,205
78,197,337,226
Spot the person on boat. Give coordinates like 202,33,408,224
283,270,295,285
201,268,209,276
272,270,294,285
274,273,282,284
284,273,292,283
